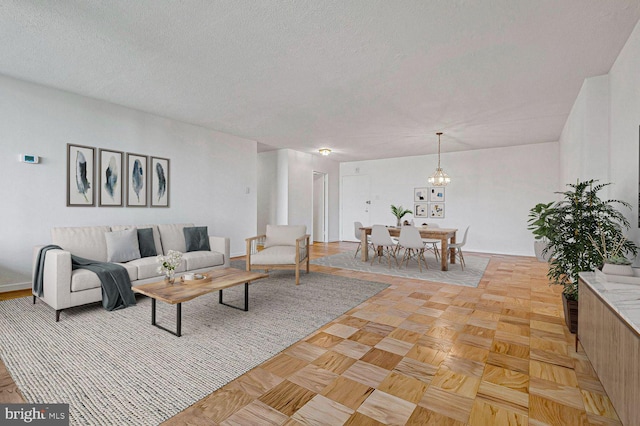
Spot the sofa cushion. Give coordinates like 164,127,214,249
137,228,158,258
126,257,160,280
117,262,138,282
158,223,194,254
182,251,224,270
184,226,211,252
105,229,141,263
250,246,297,265
70,269,101,292
111,225,163,257
127,256,187,280
52,226,111,262
70,262,137,292
264,225,306,248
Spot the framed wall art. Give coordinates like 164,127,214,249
67,143,96,206
126,153,148,207
429,203,445,218
98,149,123,207
414,203,428,218
414,187,428,202
150,156,170,207
429,187,445,202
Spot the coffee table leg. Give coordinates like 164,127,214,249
151,297,182,337
176,303,182,337
219,282,250,311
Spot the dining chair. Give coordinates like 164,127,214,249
421,223,441,261
398,226,428,271
449,226,470,270
353,221,374,258
370,225,399,268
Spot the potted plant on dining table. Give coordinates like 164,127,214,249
391,205,412,227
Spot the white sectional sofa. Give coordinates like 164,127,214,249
33,223,230,320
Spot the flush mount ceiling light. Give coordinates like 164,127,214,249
318,148,332,156
427,132,450,186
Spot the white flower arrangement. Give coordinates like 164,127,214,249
157,250,183,276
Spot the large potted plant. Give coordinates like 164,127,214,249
545,179,637,333
527,202,554,261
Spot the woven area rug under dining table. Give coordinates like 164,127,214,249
310,249,490,288
0,270,388,425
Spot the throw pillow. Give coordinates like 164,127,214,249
105,228,141,263
183,226,211,252
137,228,158,257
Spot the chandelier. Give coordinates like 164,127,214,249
428,132,450,186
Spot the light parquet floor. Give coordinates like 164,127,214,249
0,242,621,425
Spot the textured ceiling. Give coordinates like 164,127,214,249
1,1,639,161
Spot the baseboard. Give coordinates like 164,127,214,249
0,281,31,293
464,249,534,258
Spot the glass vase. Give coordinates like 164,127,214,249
165,269,176,284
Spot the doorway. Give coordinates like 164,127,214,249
312,172,328,243
341,174,371,241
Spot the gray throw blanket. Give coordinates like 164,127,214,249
33,245,136,311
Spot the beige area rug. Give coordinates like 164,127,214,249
0,271,388,425
311,249,489,287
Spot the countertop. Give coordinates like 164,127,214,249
579,271,640,335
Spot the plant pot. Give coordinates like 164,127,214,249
601,263,633,276
562,293,578,334
533,240,552,262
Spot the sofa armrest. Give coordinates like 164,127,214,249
32,246,72,310
209,236,230,268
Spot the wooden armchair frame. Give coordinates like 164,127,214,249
245,233,311,285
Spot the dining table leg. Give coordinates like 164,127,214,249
440,237,449,271
361,229,369,262
450,234,457,264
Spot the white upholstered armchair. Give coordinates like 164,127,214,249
245,225,310,285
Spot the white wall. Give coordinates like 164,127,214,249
340,142,560,256
0,75,257,291
559,18,640,247
287,150,340,242
610,18,640,243
276,150,289,225
257,151,278,233
256,149,340,241
313,173,325,242
559,75,610,187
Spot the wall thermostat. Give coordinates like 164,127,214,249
19,154,39,164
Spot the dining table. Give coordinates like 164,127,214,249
360,226,458,271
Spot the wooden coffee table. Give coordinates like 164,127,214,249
132,267,268,337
